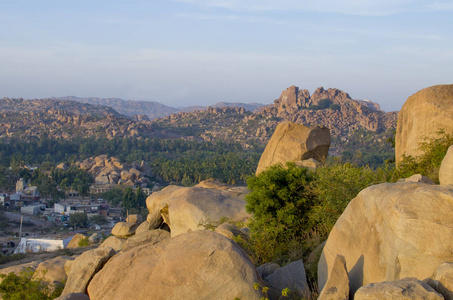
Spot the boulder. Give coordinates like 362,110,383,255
146,185,251,237
295,158,320,170
265,260,309,297
318,182,453,295
255,122,330,175
318,255,349,300
134,220,151,235
56,163,68,170
256,262,280,279
66,233,87,249
94,174,109,185
129,168,142,178
125,214,143,225
214,223,249,240
108,173,119,185
428,262,453,300
32,256,74,290
62,247,116,295
88,233,102,244
120,170,136,182
54,293,90,300
146,210,164,229
87,231,263,300
99,236,126,252
395,84,453,165
439,145,453,186
355,277,443,300
401,174,435,184
111,222,137,238
122,229,170,252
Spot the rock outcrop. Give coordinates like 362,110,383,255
395,84,453,165
32,256,74,290
256,122,330,175
264,260,309,298
318,182,453,296
354,278,443,300
62,247,116,295
145,181,250,237
111,222,137,238
66,233,87,249
87,231,263,300
122,229,170,252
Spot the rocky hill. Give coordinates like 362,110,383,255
0,87,397,164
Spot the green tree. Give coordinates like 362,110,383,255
69,212,88,228
89,215,108,226
122,187,136,212
135,187,147,209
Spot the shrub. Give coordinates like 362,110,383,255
0,268,62,299
392,130,453,183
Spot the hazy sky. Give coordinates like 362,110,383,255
1,0,452,112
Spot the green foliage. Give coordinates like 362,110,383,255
392,130,453,183
68,212,88,228
308,159,388,230
89,214,108,226
245,163,315,263
101,187,125,206
78,237,90,247
0,268,61,300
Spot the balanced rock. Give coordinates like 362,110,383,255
395,84,453,165
439,145,453,185
146,185,250,237
87,231,263,300
318,182,453,295
255,122,330,175
111,222,137,238
122,229,170,252
62,247,115,295
355,278,443,300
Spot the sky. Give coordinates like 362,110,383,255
1,0,452,112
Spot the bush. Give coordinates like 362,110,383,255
245,163,315,263
393,130,453,183
0,268,62,299
68,212,88,228
308,159,388,230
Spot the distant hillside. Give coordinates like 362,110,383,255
54,96,178,120
55,96,264,120
0,97,120,117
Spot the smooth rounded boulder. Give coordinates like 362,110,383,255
255,121,330,175
146,184,250,237
395,84,453,165
439,145,453,185
87,230,263,300
318,182,453,295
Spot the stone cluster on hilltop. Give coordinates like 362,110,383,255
69,155,154,189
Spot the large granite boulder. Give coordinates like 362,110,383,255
255,121,330,175
87,231,263,300
440,145,453,186
355,278,443,300
146,184,251,237
318,182,453,296
0,261,39,284
395,84,453,165
122,229,170,252
62,247,116,295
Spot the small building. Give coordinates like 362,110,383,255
0,193,9,206
20,205,42,215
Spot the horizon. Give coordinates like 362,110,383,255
2,0,453,112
